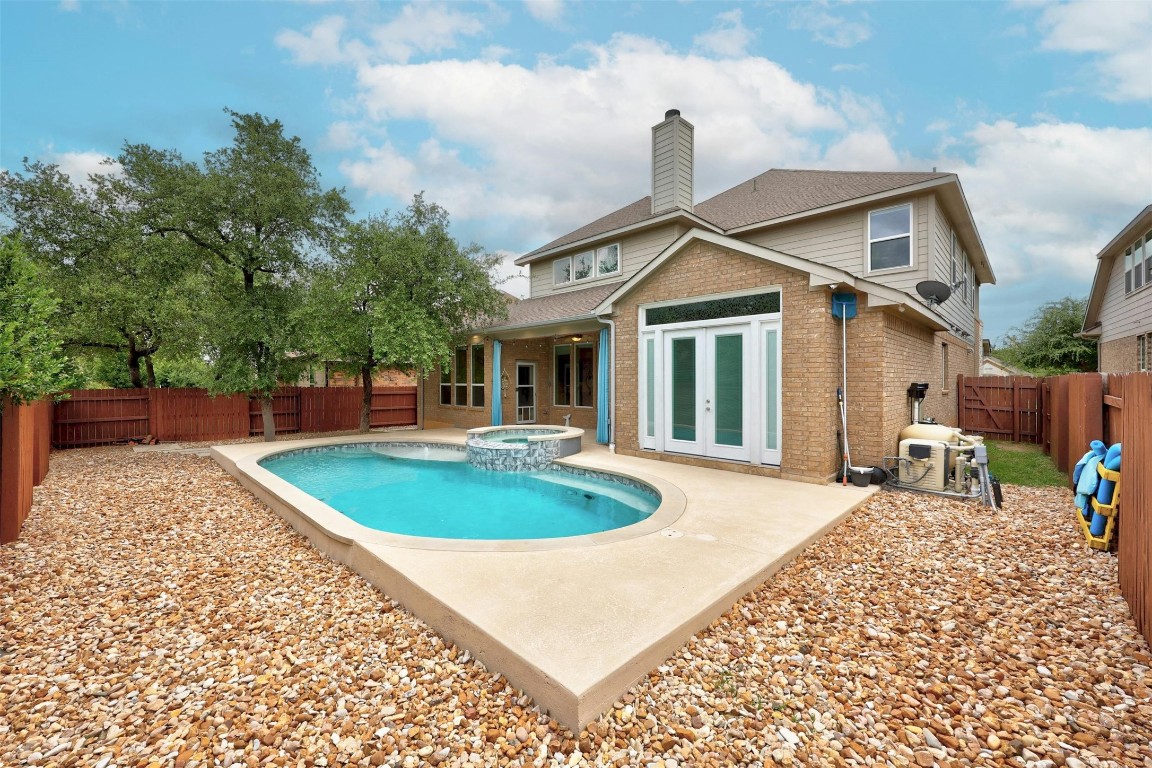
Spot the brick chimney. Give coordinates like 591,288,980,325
651,109,694,215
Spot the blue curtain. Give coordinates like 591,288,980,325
596,328,610,443
490,340,502,426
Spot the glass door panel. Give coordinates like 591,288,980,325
705,326,750,461
515,363,535,423
670,336,697,441
763,325,781,465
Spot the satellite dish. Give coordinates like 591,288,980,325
915,280,952,306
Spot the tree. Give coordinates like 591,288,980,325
306,194,508,432
118,109,350,439
0,159,201,387
997,296,1097,375
0,235,70,404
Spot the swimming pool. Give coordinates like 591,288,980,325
259,444,659,540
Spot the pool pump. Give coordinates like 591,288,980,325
881,383,1001,507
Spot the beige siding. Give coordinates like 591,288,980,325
528,224,682,297
1098,248,1152,342
739,194,932,296
928,200,979,338
652,116,693,214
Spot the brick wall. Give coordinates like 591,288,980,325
421,337,602,432
1100,335,1138,373
609,240,976,482
612,241,840,482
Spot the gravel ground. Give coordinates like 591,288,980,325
2,447,1149,768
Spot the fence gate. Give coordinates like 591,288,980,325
957,375,1044,443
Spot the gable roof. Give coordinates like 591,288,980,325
517,168,971,268
693,169,951,230
1081,204,1152,334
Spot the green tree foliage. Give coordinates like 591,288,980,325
306,194,507,431
997,296,1098,375
0,159,201,387
120,109,350,439
0,236,70,404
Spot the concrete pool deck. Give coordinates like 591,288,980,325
212,429,878,732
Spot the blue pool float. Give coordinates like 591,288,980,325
1089,443,1121,537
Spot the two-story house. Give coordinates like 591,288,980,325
423,110,995,483
1080,205,1152,373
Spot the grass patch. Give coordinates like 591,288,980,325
985,440,1068,487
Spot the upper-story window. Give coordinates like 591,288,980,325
553,243,621,286
1125,232,1149,294
868,204,912,272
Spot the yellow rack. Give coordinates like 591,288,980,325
1077,464,1120,551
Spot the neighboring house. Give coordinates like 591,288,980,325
981,356,1026,377
296,364,416,388
1080,205,1152,373
424,111,995,483
979,340,1026,376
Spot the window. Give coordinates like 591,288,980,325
554,257,571,286
596,244,620,276
554,342,594,407
576,344,595,407
440,363,451,405
951,232,962,295
1124,231,1152,295
471,344,485,407
645,291,780,326
1145,230,1152,287
442,344,485,408
868,204,913,271
573,251,594,281
553,243,621,286
1139,334,1147,371
941,342,950,393
1136,237,1145,291
454,346,468,406
554,345,572,406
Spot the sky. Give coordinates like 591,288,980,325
2,0,1151,344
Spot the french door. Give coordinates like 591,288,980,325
663,325,750,461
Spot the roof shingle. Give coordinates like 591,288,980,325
487,282,620,330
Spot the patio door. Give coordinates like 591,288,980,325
515,362,536,423
663,325,750,461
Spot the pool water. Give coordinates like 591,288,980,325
260,447,658,540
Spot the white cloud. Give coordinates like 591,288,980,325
58,0,79,11
276,15,348,65
692,9,755,58
830,63,866,73
941,120,1152,283
524,0,564,25
1036,0,1152,101
337,32,892,245
46,150,122,184
277,4,488,66
789,5,871,48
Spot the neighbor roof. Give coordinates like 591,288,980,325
519,169,951,265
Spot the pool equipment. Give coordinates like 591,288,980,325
881,382,999,506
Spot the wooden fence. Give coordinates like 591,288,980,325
957,375,1044,443
1,398,53,544
53,386,419,447
957,371,1151,647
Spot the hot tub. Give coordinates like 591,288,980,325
465,425,584,471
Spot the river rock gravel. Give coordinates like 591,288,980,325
2,447,1149,767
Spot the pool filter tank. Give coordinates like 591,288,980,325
883,382,996,505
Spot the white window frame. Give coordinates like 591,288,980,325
553,256,572,286
867,203,913,273
553,243,621,287
941,342,950,394
1139,333,1150,372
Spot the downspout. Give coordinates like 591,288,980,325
600,316,616,452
